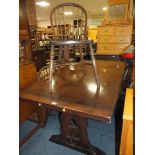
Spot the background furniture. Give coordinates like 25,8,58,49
104,0,133,24
88,27,97,42
96,0,134,58
19,63,48,147
19,1,49,147
20,60,125,155
121,56,135,93
29,26,38,51
32,48,46,71
19,63,37,88
120,88,133,155
96,24,133,55
36,27,51,49
19,0,32,63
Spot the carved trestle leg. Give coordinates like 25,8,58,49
38,106,49,128
20,106,48,147
49,113,106,155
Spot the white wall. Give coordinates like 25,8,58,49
88,17,103,28
37,16,104,28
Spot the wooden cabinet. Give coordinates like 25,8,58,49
32,48,46,71
120,88,133,155
19,63,38,125
88,28,97,42
19,101,38,124
19,63,37,89
96,0,134,56
97,43,130,55
19,63,48,146
97,24,133,55
104,0,132,24
97,35,131,44
97,25,133,35
96,0,134,55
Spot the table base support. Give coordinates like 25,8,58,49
49,113,106,155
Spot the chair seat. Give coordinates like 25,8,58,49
51,40,93,46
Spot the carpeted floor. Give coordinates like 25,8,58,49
20,112,116,155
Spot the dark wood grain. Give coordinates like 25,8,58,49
20,60,125,122
50,113,106,155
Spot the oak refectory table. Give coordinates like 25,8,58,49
19,60,125,155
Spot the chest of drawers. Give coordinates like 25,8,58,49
97,24,133,55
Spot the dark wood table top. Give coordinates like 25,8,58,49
20,60,125,123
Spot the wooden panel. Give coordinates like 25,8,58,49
19,63,37,89
19,66,25,88
125,123,133,155
37,27,46,32
120,120,133,155
19,63,38,125
123,88,133,120
19,101,38,124
97,25,133,35
46,28,53,34
97,43,130,55
108,0,129,5
105,0,131,24
19,62,49,146
97,35,132,44
88,28,97,42
120,88,133,155
32,49,46,71
19,0,28,30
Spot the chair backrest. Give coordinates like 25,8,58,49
50,3,88,41
38,66,49,81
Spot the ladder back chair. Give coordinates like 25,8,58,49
49,3,100,92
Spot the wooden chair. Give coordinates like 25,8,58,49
50,3,88,40
49,3,100,92
38,66,50,81
50,3,88,61
37,63,63,81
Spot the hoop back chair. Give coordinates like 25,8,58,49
49,3,100,92
50,3,87,41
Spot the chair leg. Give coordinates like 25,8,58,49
49,45,54,92
58,46,62,62
89,43,100,88
80,47,86,75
